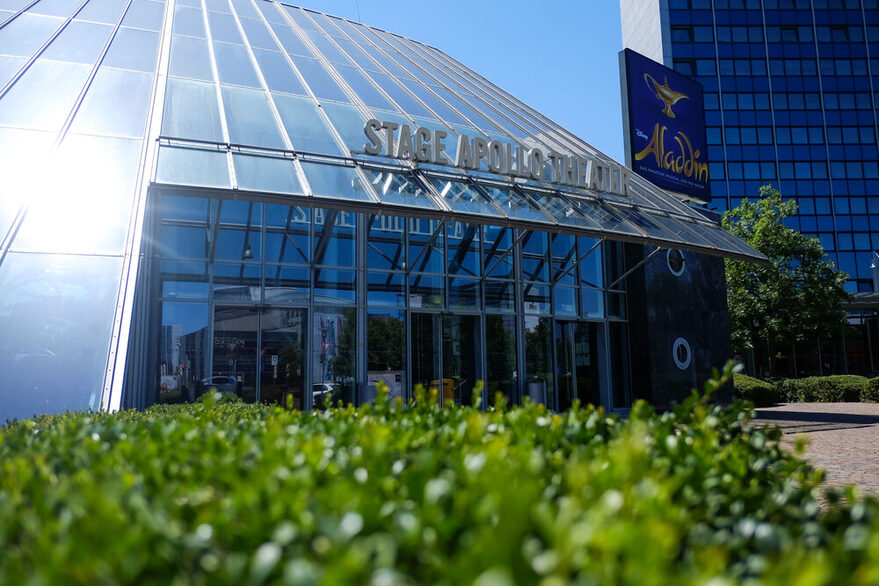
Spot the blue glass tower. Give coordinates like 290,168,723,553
623,0,879,293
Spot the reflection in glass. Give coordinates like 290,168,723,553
274,93,342,155
161,78,224,142
233,154,303,194
611,322,631,409
409,274,443,309
260,308,306,408
448,277,480,310
366,214,404,271
430,178,502,217
485,314,517,405
447,221,480,276
265,265,310,305
366,169,438,209
411,313,441,401
555,321,600,411
156,302,208,404
367,272,404,307
524,316,553,408
301,162,372,201
408,218,443,273
221,85,286,148
483,225,512,278
315,268,356,304
443,315,481,405
485,280,514,312
313,307,356,407
212,307,257,401
313,209,356,266
365,310,406,402
0,59,90,132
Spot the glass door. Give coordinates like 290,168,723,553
555,321,601,410
260,308,306,408
443,314,481,406
412,312,442,401
211,307,258,401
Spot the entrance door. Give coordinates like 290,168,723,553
411,313,482,406
260,308,306,408
555,321,601,410
212,307,258,401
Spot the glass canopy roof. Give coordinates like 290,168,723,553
0,0,764,420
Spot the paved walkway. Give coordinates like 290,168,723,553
754,403,879,496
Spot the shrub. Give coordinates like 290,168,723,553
0,364,878,585
733,373,778,406
862,377,879,402
779,375,868,402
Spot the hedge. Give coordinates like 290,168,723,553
778,375,869,403
1,363,878,585
863,378,879,403
733,373,778,406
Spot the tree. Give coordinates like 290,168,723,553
722,186,848,377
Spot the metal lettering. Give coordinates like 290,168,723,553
472,136,488,170
528,148,543,180
381,121,399,157
488,140,504,173
364,118,382,155
455,134,473,169
397,124,414,160
433,129,448,164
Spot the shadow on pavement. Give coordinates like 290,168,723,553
754,410,879,434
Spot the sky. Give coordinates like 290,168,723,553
284,1,627,163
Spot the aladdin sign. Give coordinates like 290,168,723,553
620,49,711,202
363,119,630,196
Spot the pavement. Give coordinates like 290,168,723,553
754,402,879,496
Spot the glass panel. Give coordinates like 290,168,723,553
122,0,164,31
366,214,404,271
0,56,25,89
485,314,517,405
408,274,443,309
429,177,502,217
213,263,261,303
522,231,549,282
28,0,81,17
233,153,303,194
265,205,310,264
0,128,53,239
610,322,631,409
410,311,443,401
0,253,122,421
260,308,306,407
70,68,153,138
172,6,206,38
556,322,600,411
312,306,356,407
367,71,430,117
523,283,550,315
162,281,209,299
76,0,126,24
366,168,438,209
485,279,514,312
306,29,351,65
42,21,113,64
159,224,208,259
319,101,366,154
613,206,689,246
607,292,626,319
334,65,393,110
255,51,306,95
221,84,286,148
265,265,309,304
239,18,276,50
156,146,230,188
443,314,481,405
526,190,603,231
481,184,554,224
207,11,242,45
524,315,553,408
103,28,159,72
155,302,208,404
367,271,404,307
213,41,260,87
0,59,90,132
313,208,355,267
483,225,512,278
161,78,224,142
578,236,602,288
300,162,372,201
315,268,355,304
291,56,348,102
215,225,261,262
273,93,341,155
408,217,443,273
565,196,644,237
553,286,577,316
551,233,576,285
270,23,313,56
212,306,257,402
169,35,213,81
365,310,406,402
447,221,480,276
0,14,62,58
448,277,480,309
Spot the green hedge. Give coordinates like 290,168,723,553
863,378,879,402
733,373,779,406
1,364,878,585
778,375,868,402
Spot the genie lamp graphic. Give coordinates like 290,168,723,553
644,72,689,118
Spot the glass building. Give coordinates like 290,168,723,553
621,0,879,373
0,0,761,421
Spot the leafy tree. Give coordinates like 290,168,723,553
722,185,848,376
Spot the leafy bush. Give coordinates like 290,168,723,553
778,375,868,402
862,378,879,403
733,373,778,406
0,363,878,585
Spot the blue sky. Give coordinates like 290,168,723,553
286,1,626,163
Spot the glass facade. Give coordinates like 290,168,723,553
0,0,761,420
647,0,879,292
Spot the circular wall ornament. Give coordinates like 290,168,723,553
672,337,691,370
667,249,685,276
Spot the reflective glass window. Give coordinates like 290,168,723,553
156,146,231,188
408,218,444,273
169,35,214,81
319,101,366,154
207,11,242,45
239,18,276,51
76,0,126,23
0,253,122,420
315,268,356,304
485,314,517,404
220,85,286,148
550,233,576,285
264,265,309,304
447,221,480,277
313,208,356,267
521,230,549,282
429,177,502,217
70,68,153,138
172,6,206,38
483,224,513,279
553,286,577,316
291,56,348,102
161,77,223,142
0,56,24,89
28,0,82,17
155,301,208,403
408,274,443,308
367,271,404,306
367,71,430,117
527,191,603,231
122,0,164,31
103,28,159,72
581,288,603,318
334,65,393,110
265,204,310,264
306,29,351,65
449,277,480,309
0,129,53,239
366,214,405,271
312,307,356,406
300,162,372,201
365,310,406,401
485,280,514,312
270,23,313,57
254,50,306,95
524,316,553,406
232,153,303,194
42,22,113,64
213,41,260,87
481,185,554,224
273,93,341,155
366,169,438,209
0,59,90,131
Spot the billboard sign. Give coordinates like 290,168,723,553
620,49,710,202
